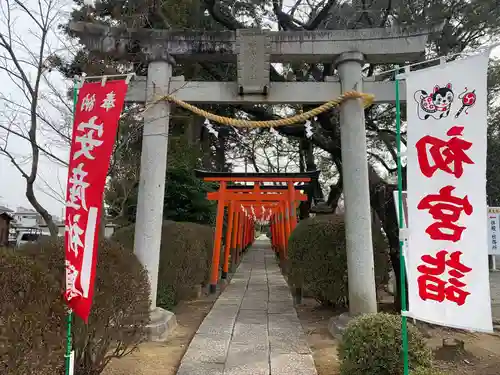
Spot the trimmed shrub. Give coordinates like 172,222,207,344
338,313,432,375
288,214,390,307
112,220,214,310
0,247,65,375
20,237,150,375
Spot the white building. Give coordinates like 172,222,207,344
11,206,116,238
12,206,45,228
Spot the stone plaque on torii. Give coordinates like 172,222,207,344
70,22,435,331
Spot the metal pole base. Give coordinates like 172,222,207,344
209,284,217,294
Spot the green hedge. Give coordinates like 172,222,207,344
0,247,65,375
338,313,433,375
288,214,390,307
112,220,214,309
2,237,150,375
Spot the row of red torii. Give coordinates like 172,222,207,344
195,170,319,293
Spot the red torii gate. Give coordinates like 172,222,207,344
195,170,319,293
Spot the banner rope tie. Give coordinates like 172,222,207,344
143,91,374,128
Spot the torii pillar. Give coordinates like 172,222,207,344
130,52,178,340
134,58,173,311
335,52,377,314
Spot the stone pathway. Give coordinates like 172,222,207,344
176,240,317,375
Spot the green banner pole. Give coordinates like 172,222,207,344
395,66,409,375
64,309,73,375
65,77,79,375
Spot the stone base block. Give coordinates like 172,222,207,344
327,312,353,341
147,307,177,342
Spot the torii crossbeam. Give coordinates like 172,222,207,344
195,170,319,293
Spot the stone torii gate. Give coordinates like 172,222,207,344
70,22,434,329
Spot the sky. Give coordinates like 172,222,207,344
0,0,73,218
0,0,499,218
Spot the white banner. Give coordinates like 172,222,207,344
394,192,498,260
488,207,500,255
406,52,492,332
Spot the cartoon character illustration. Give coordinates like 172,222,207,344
455,87,476,119
414,83,454,120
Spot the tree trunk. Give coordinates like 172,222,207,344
367,165,408,310
99,202,106,239
303,140,315,170
216,133,226,171
26,182,58,237
298,201,311,220
298,141,306,173
186,116,203,146
327,182,343,213
201,128,212,170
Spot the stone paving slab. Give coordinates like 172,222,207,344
181,333,231,363
270,353,318,375
225,342,270,375
176,362,225,375
176,240,318,375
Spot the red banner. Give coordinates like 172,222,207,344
64,80,128,322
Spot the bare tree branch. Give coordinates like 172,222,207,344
0,0,65,236
204,0,244,30
305,0,337,29
0,123,67,166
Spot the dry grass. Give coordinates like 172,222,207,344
102,297,215,375
296,297,500,375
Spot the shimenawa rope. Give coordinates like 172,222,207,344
144,91,374,128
